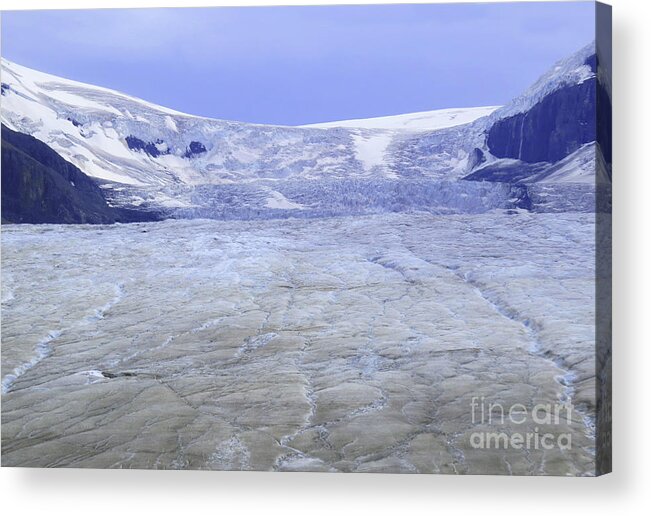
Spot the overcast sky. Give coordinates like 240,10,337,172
1,3,595,125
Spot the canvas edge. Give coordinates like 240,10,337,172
595,0,612,477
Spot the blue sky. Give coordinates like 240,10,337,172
1,3,595,125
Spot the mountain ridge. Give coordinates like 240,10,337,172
1,42,606,219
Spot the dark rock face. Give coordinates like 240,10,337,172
185,141,207,158
487,78,596,164
1,125,160,224
585,54,598,74
463,161,549,184
1,82,9,96
125,135,168,158
466,148,486,171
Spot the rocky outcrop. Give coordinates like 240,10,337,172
1,125,159,224
464,161,549,184
184,141,207,158
466,148,486,172
125,135,169,158
487,78,596,164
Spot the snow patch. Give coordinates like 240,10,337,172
352,131,394,176
165,116,178,132
265,191,304,210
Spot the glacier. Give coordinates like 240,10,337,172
0,42,609,474
1,213,599,474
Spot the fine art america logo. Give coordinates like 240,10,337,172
470,397,573,451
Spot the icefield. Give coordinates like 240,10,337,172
1,213,598,474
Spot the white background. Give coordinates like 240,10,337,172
1,0,648,514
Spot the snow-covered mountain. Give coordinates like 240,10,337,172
0,60,352,202
0,60,500,184
486,42,597,122
1,41,607,219
0,58,505,213
393,40,613,200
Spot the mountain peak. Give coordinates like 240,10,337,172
488,41,596,122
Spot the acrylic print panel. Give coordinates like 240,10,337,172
0,2,611,475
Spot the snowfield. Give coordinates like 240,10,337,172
301,106,499,131
1,212,597,474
